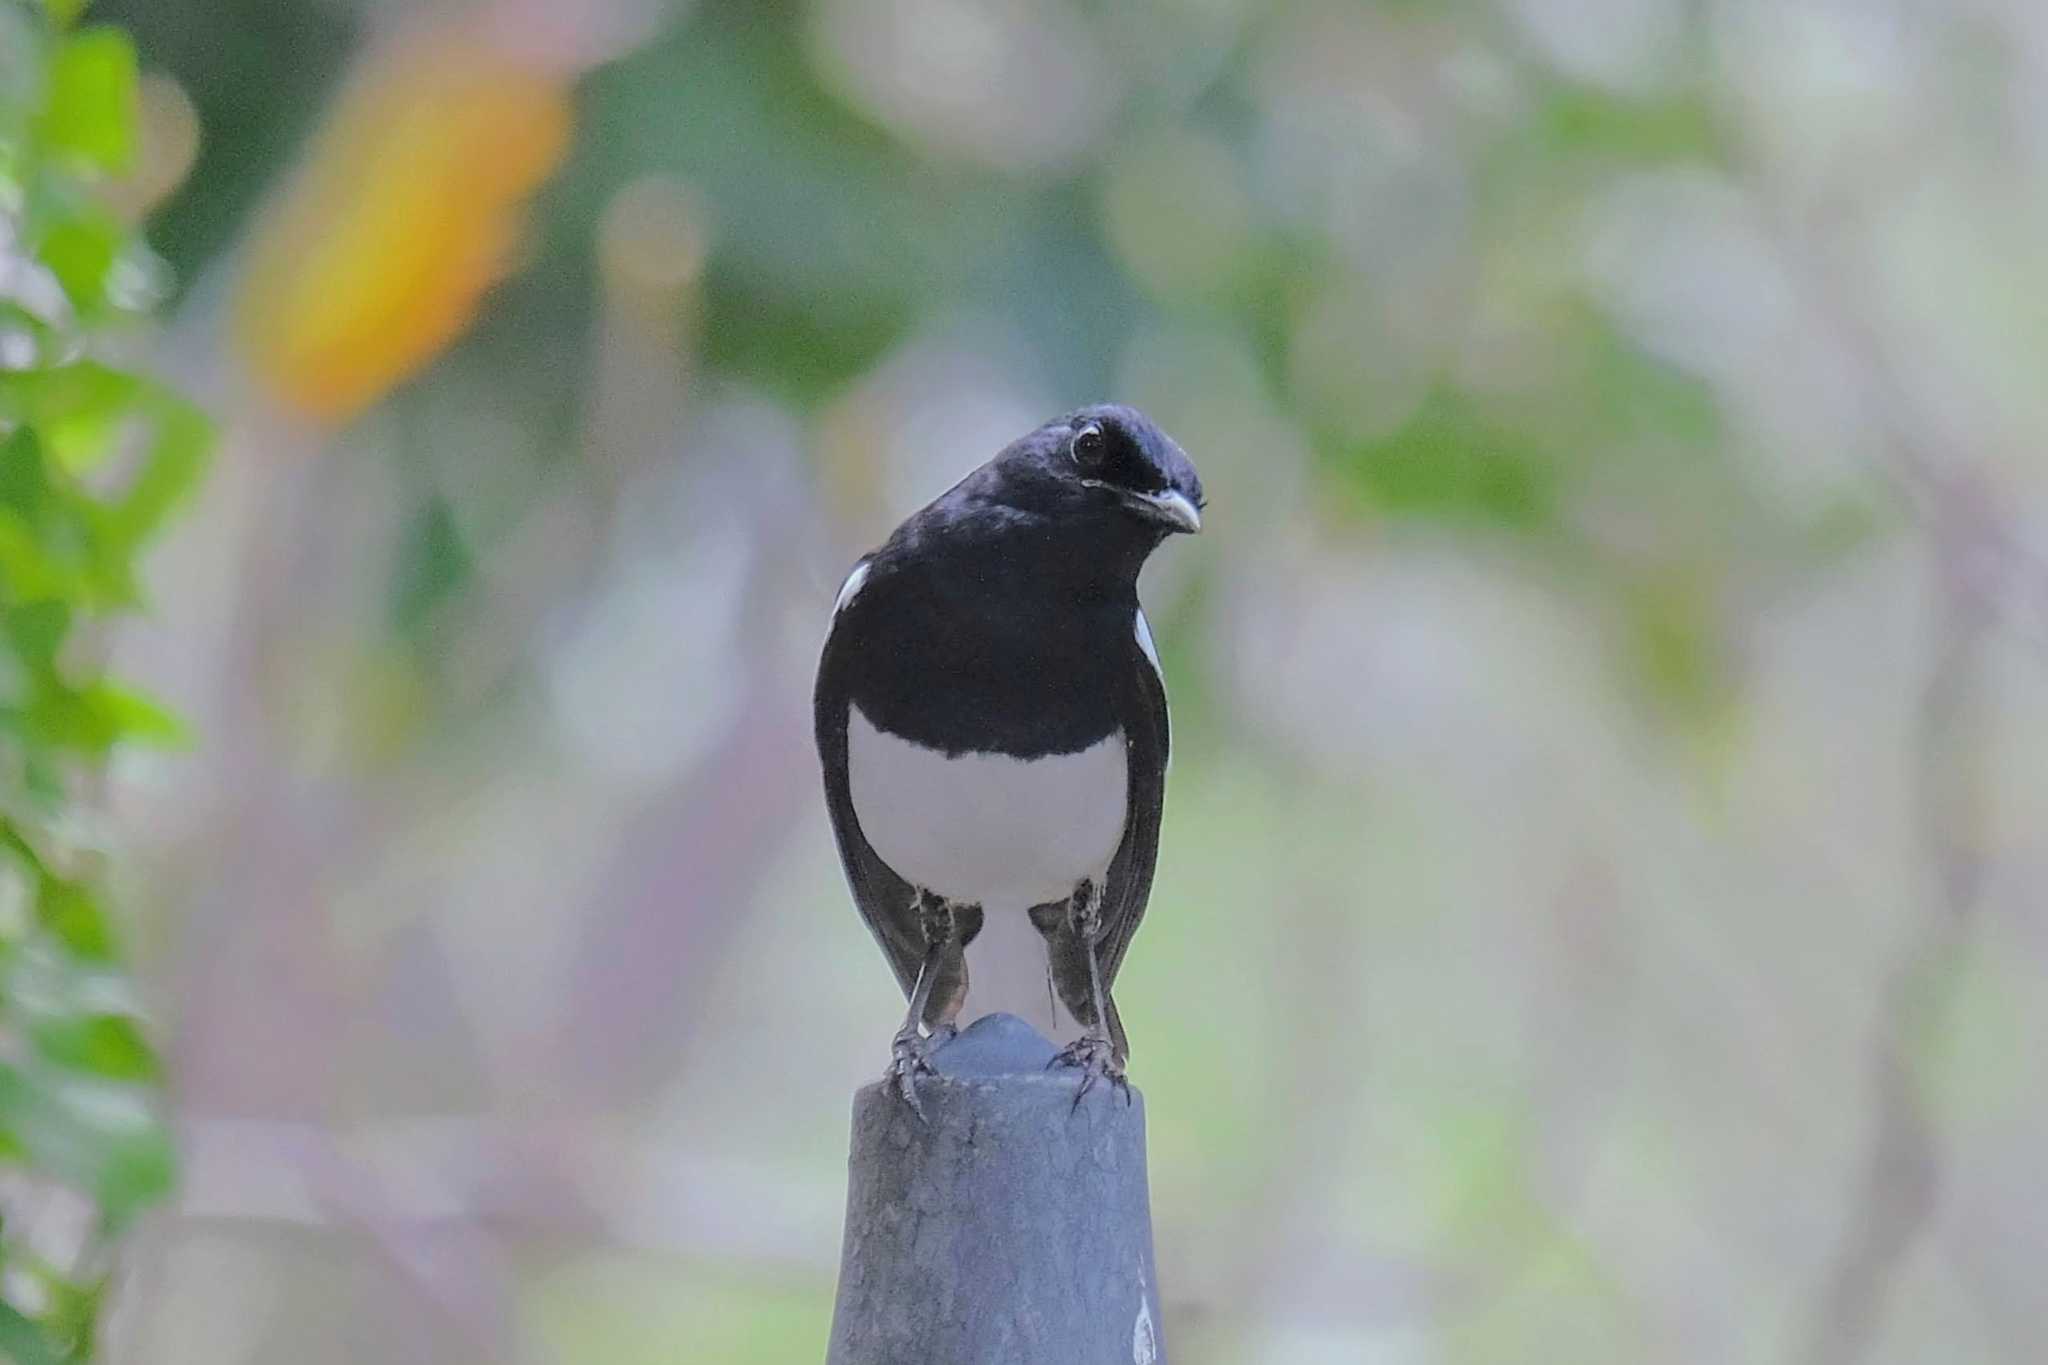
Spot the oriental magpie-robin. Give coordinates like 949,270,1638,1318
815,405,1202,1110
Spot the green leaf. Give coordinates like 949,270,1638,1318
90,1116,176,1227
0,507,98,605
0,821,49,877
40,1272,106,1364
40,404,123,478
80,679,187,748
0,361,141,434
36,27,138,174
0,301,58,355
31,1014,160,1082
0,1300,63,1365
0,427,51,519
23,678,162,755
0,1064,175,1225
5,601,72,673
36,211,123,316
37,879,115,961
102,392,209,549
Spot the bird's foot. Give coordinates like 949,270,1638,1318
1047,1034,1130,1111
885,1023,955,1120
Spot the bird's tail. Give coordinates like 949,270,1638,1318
1105,993,1129,1064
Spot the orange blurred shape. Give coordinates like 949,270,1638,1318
235,30,572,423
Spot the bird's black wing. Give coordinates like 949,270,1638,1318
815,561,925,999
1096,608,1171,1055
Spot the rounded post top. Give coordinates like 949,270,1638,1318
930,1011,1061,1078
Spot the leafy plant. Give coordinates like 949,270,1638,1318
0,1,208,1357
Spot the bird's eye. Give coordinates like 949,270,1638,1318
1072,423,1106,468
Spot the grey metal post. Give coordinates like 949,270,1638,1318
826,1012,1166,1365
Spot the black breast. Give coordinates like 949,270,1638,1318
835,515,1135,759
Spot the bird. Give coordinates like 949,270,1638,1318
814,404,1203,1111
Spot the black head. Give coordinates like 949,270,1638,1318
988,403,1205,541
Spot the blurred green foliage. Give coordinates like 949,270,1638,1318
0,1,208,1357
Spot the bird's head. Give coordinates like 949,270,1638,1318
997,404,1204,540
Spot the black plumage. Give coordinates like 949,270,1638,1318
815,404,1202,1105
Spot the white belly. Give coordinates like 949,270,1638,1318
846,704,1128,909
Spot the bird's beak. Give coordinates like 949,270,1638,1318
1131,488,1203,534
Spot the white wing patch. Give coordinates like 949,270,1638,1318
833,560,872,615
1134,608,1163,686
1134,607,1169,765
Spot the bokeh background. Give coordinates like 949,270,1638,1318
69,0,2048,1359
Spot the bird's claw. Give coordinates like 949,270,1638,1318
886,1025,953,1121
1047,1035,1130,1111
